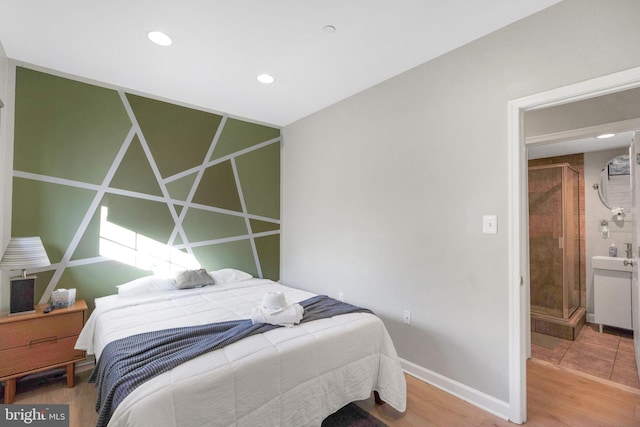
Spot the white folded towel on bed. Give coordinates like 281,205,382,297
251,291,304,326
261,290,287,311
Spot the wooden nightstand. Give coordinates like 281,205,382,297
0,300,87,403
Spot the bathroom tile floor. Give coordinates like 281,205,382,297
531,322,640,390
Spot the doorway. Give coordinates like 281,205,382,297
527,133,639,389
507,66,640,424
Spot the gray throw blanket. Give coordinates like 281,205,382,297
90,295,373,427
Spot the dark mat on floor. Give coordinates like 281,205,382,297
322,403,388,427
0,367,67,400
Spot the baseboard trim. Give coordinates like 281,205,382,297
400,358,510,420
76,355,96,373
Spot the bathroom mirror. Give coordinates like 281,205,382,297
596,154,631,211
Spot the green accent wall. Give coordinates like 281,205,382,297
212,118,280,160
236,142,281,219
191,240,258,276
191,160,242,211
12,177,97,263
166,173,197,202
126,93,223,178
109,136,164,196
14,68,131,184
12,67,281,309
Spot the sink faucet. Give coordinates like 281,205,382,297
625,243,633,259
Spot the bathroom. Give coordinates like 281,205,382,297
524,88,640,389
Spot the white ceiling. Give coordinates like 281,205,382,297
0,0,560,126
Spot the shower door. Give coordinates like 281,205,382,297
529,163,581,319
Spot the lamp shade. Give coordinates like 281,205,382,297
0,237,51,270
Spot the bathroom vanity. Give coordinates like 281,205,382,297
592,255,633,331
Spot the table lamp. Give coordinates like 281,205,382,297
0,237,51,315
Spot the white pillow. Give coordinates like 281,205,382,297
209,268,253,284
117,276,177,298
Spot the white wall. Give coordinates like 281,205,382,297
584,147,632,319
525,87,640,137
281,0,640,411
0,40,10,310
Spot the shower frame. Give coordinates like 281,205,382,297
528,162,582,325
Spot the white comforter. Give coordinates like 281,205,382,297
76,278,406,427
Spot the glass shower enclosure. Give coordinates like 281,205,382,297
529,163,581,321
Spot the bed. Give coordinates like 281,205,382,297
75,270,407,427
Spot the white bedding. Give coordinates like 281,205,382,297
76,278,407,427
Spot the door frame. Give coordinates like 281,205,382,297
632,131,640,380
507,66,640,423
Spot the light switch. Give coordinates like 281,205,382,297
483,215,498,234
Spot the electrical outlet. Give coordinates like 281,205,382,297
403,310,411,325
338,292,344,302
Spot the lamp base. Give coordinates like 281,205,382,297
9,275,36,316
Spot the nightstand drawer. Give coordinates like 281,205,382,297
0,336,83,378
0,311,84,351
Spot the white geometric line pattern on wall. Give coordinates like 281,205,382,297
162,137,280,185
12,170,280,226
231,156,262,278
118,91,195,260
38,125,138,303
175,230,281,250
99,206,201,274
167,116,227,247
12,85,280,304
23,224,280,275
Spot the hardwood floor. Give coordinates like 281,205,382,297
359,361,640,426
531,323,640,390
10,368,98,427
8,360,640,426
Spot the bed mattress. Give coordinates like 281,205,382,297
75,278,406,427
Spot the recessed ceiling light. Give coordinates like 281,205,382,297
597,133,616,139
147,31,172,46
322,25,336,34
257,74,275,84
